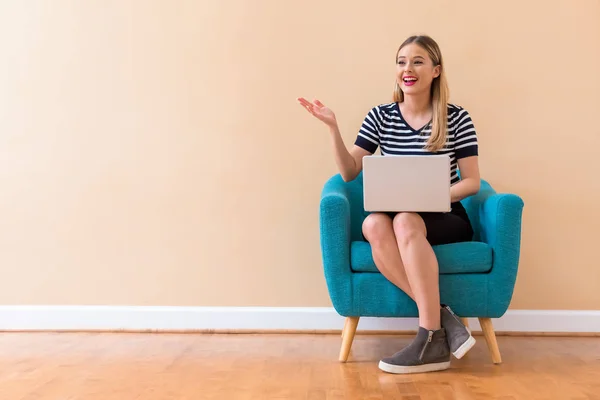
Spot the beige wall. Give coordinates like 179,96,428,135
0,1,598,310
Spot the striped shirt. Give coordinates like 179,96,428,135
355,102,478,185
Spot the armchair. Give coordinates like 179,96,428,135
319,172,524,364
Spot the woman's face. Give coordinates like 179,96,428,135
396,43,440,96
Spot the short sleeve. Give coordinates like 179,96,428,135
354,106,381,154
454,108,479,159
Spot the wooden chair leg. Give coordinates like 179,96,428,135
341,318,348,338
478,317,502,364
339,317,359,362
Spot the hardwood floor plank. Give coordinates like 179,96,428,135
0,332,598,399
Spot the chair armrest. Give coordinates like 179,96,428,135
479,193,525,315
319,176,353,315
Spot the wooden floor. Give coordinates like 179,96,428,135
0,332,599,399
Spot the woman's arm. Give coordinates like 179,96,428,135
298,97,372,182
328,124,372,182
451,156,481,202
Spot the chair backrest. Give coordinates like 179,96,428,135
343,172,493,242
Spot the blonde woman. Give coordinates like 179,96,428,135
298,35,480,374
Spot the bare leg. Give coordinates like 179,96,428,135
393,213,441,331
362,213,415,300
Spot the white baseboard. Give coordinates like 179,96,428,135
0,306,599,333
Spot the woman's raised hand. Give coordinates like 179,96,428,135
297,97,337,128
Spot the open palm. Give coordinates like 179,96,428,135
297,98,337,127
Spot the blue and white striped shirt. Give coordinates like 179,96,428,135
354,102,479,185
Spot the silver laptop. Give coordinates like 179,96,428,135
362,154,451,212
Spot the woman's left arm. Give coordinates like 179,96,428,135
451,156,481,202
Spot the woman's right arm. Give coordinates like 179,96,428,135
297,97,372,182
328,124,371,182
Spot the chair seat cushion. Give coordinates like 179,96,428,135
350,241,493,274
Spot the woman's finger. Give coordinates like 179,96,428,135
300,103,314,115
298,99,315,112
297,97,320,117
297,97,313,107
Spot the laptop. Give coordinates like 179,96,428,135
362,154,451,212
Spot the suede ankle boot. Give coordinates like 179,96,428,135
378,327,451,374
440,304,476,359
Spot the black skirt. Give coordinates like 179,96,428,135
364,202,474,246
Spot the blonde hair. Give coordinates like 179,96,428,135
393,35,449,152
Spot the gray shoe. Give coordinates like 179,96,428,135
440,305,476,359
378,327,451,374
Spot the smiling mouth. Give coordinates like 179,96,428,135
403,76,418,86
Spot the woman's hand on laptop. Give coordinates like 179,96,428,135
297,97,337,128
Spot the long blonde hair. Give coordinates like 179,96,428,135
393,35,449,152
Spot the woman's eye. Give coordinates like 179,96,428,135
397,61,405,65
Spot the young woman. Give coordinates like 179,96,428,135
298,35,480,374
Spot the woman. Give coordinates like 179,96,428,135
297,35,480,374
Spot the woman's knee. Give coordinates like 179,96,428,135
362,213,393,242
393,212,426,245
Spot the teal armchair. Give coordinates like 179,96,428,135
319,172,524,364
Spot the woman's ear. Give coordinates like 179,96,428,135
433,65,441,78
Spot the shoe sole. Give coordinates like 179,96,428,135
452,334,476,359
378,360,451,374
